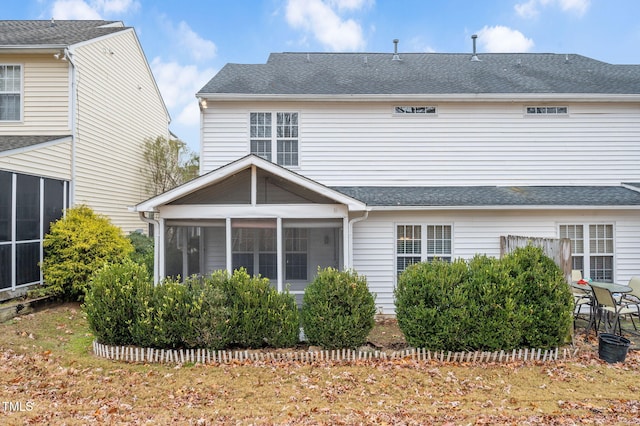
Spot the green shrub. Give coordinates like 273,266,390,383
394,259,470,350
86,265,229,350
394,246,574,351
132,276,228,349
84,259,150,346
42,205,133,300
464,255,524,350
128,231,154,276
301,268,376,349
502,246,573,348
214,269,299,348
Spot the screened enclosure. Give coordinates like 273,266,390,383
164,218,343,300
0,170,68,291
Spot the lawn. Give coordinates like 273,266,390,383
1,303,639,425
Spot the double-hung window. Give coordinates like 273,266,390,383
0,65,21,121
560,223,614,282
250,112,298,166
396,224,452,276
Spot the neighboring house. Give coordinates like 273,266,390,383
0,20,170,296
134,45,640,314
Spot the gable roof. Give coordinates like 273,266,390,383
133,155,367,212
0,20,127,48
333,185,640,209
198,52,640,98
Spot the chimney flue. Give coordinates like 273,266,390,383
392,39,401,61
471,34,480,61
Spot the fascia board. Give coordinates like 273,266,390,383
134,156,367,212
197,93,640,103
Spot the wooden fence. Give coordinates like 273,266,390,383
500,235,572,281
93,341,573,364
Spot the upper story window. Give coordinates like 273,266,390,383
250,112,298,166
0,65,21,121
526,106,567,115
394,106,436,115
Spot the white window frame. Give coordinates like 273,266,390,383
249,111,299,166
559,223,615,282
0,64,23,122
396,223,453,279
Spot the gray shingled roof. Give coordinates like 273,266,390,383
0,135,71,152
198,52,640,95
0,20,127,47
331,186,640,207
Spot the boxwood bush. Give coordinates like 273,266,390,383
301,268,376,349
83,259,149,346
214,269,300,349
395,246,573,351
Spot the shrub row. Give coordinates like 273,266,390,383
395,246,574,351
85,264,377,350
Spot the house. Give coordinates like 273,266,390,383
0,20,171,296
134,43,640,314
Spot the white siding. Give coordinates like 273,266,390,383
0,140,71,179
0,54,70,134
72,30,170,233
353,210,640,315
201,101,640,187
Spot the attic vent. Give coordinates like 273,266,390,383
392,39,401,61
471,34,480,62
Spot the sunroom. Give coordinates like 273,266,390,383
132,155,367,302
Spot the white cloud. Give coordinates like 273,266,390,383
328,0,373,11
150,57,216,126
515,0,590,19
175,21,217,63
51,0,101,19
50,0,139,19
285,0,366,51
476,25,534,53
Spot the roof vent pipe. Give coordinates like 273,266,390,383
471,34,480,61
392,39,401,61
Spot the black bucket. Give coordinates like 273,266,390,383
598,333,631,363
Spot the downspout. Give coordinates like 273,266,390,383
347,210,369,269
138,211,160,284
64,48,77,204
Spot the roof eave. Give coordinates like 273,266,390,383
197,93,640,103
368,205,640,211
0,45,68,53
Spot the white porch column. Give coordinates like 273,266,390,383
225,217,232,274
343,216,350,269
277,217,283,292
158,217,166,284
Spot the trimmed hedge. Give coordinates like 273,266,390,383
395,246,573,351
84,266,298,350
214,269,300,349
301,268,376,349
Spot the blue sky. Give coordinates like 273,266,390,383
2,0,640,152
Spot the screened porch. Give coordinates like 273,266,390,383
163,218,344,302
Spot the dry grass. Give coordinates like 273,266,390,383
0,303,639,425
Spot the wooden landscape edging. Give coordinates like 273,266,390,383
93,341,575,365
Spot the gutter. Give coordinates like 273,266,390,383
64,47,78,204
